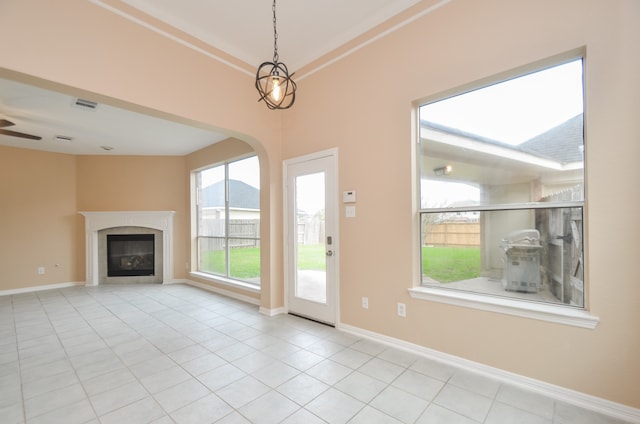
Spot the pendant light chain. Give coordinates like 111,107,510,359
272,0,279,63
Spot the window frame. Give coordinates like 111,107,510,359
413,53,599,328
193,154,261,288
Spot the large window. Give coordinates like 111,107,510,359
195,155,260,285
418,58,585,308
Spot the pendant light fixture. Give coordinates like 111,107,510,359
255,0,296,110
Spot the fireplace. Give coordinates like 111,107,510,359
107,234,155,277
79,211,175,285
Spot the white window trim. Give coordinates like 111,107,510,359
415,54,591,329
409,286,599,329
189,271,260,294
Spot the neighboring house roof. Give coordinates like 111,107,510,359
422,113,584,165
202,179,260,209
519,114,583,164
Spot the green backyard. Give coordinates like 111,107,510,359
201,245,480,283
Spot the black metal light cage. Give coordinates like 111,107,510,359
255,0,297,110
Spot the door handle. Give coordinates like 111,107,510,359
326,250,333,257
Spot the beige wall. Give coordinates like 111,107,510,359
0,147,78,289
284,0,640,407
0,0,639,408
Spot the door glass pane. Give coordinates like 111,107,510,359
295,172,326,303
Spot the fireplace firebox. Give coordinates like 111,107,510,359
107,234,155,277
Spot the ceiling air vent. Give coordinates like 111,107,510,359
73,98,98,110
55,135,74,142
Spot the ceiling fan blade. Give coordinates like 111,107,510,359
0,128,42,140
0,119,15,128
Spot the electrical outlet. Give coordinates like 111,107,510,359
397,302,406,317
37,267,45,275
362,297,369,309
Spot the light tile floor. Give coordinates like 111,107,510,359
0,283,632,424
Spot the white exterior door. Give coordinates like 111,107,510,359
284,149,338,325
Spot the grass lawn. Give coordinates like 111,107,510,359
422,246,481,283
295,244,326,270
201,244,326,279
200,247,260,279
202,245,478,283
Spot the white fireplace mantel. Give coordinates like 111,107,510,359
79,211,175,286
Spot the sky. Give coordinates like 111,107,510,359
420,59,583,145
201,155,260,189
296,172,325,215
422,180,479,208
420,59,584,207
200,156,326,216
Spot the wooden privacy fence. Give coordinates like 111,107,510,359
424,222,480,247
201,219,260,248
537,184,584,306
228,219,260,247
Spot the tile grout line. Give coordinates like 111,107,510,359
6,284,628,424
10,295,27,424
39,288,101,423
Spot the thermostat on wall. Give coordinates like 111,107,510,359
343,190,357,203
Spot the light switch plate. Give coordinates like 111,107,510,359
346,205,356,218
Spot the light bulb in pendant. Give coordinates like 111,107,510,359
270,77,283,102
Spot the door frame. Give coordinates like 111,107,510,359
283,148,339,325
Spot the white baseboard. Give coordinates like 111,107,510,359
168,279,285,317
0,281,85,296
338,323,640,423
259,306,286,316
179,279,260,306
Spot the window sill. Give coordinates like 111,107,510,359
189,272,260,294
409,286,599,329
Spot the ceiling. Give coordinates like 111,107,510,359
0,0,427,156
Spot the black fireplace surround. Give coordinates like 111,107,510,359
107,234,155,277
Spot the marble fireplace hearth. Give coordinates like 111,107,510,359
80,211,175,286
